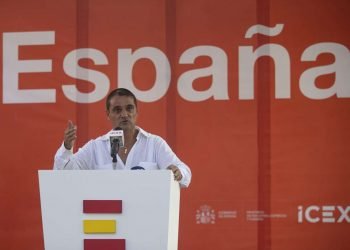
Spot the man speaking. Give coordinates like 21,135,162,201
53,88,191,188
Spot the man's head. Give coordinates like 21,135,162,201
106,88,137,111
106,88,138,131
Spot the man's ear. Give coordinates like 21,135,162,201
106,110,110,120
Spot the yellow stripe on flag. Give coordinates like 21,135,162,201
83,220,116,234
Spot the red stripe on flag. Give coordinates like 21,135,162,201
83,200,122,213
84,239,125,250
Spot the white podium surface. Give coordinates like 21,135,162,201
38,170,180,250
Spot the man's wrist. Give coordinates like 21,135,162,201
64,142,72,150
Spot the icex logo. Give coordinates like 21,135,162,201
298,205,350,223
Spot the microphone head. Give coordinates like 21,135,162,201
109,129,124,147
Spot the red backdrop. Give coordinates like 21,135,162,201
0,0,349,249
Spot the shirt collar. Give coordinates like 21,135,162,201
101,126,149,141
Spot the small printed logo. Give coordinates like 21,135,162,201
196,205,216,224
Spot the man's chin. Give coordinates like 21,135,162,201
112,123,127,130
118,123,134,130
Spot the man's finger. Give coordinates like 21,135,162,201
66,134,77,140
67,120,75,129
174,169,182,181
167,165,176,171
65,127,77,135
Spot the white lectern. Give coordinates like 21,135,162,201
38,170,180,250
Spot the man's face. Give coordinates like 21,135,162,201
106,95,138,130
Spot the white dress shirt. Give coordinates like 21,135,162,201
53,127,191,187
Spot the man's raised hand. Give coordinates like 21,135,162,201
64,120,77,150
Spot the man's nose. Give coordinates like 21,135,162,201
120,109,128,117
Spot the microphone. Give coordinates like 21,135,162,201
109,127,124,164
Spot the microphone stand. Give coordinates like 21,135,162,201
111,138,120,169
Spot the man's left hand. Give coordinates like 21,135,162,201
167,165,183,181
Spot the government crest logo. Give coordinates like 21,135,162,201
196,205,216,224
